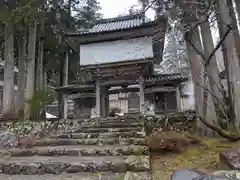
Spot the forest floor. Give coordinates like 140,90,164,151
151,138,240,180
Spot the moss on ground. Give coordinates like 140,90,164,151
152,138,240,180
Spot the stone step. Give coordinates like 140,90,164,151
79,122,143,129
72,127,143,133
0,172,151,180
98,121,142,127
50,131,146,139
34,138,146,147
76,116,141,124
10,145,148,157
96,116,140,122
2,155,150,175
99,118,141,123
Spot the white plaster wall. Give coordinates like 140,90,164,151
180,79,195,111
80,37,154,65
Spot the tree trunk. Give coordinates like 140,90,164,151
217,0,240,132
3,23,15,119
185,29,205,134
215,8,230,105
215,10,229,73
36,41,44,90
43,66,47,89
227,0,240,63
17,33,27,120
25,21,37,119
199,20,225,120
233,0,240,26
36,20,44,90
186,25,220,135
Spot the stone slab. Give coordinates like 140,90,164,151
79,122,142,129
1,155,150,174
34,138,146,147
72,127,143,133
50,131,146,139
219,148,240,170
99,119,142,124
0,172,151,180
9,145,148,157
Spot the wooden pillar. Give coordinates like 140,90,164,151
63,51,69,119
96,78,101,117
64,51,69,86
139,75,145,113
176,86,182,112
105,94,109,116
101,86,109,117
63,94,68,119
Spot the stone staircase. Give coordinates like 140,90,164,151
0,116,151,179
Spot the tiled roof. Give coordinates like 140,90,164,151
69,14,148,35
146,74,189,82
91,15,144,33
57,83,94,90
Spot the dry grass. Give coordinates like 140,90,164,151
152,138,240,180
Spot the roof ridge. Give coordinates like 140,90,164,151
95,14,144,24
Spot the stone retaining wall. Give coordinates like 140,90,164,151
144,110,196,135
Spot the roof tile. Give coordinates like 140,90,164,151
90,18,143,33
70,14,146,35
146,74,188,82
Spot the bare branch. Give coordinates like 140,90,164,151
198,116,240,141
185,31,206,60
205,24,232,66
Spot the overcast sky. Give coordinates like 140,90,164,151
99,0,155,19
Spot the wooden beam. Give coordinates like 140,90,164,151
67,25,161,44
68,93,96,99
56,84,95,91
92,68,143,78
109,87,139,94
144,86,176,93
100,79,138,86
97,73,141,79
145,80,185,86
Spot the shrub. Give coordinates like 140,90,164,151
147,130,190,153
9,120,35,135
26,89,56,121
